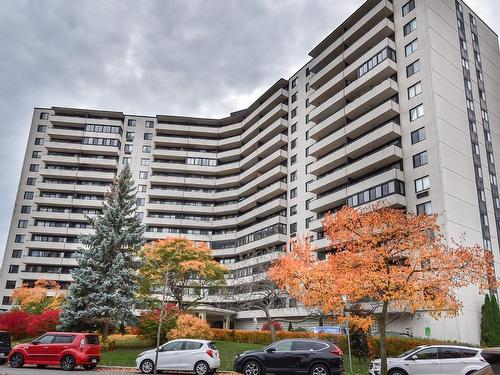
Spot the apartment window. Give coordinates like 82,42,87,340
29,164,39,172
416,201,432,215
305,198,312,210
122,157,131,165
290,188,297,199
290,171,297,182
488,152,495,164
479,90,487,102
291,139,297,149
305,83,309,92
5,280,16,290
457,19,464,30
476,165,483,179
404,18,417,36
495,197,500,209
306,162,313,174
485,131,492,143
18,220,28,229
26,177,36,186
291,93,297,103
139,171,148,179
34,138,44,146
408,81,422,99
305,98,309,108
413,151,428,168
290,222,297,234
40,112,49,120
305,217,313,229
481,214,489,227
20,205,31,214
305,146,310,157
456,1,463,14
127,119,136,127
32,151,41,159
305,67,310,77
411,128,426,145
305,130,309,140
141,158,150,166
291,108,297,119
358,47,396,78
481,110,489,122
12,249,22,258
14,234,24,244
466,99,474,112
479,189,486,202
138,185,147,193
415,176,430,193
291,155,297,165
473,143,480,156
409,104,424,121
461,57,469,70
305,114,310,124
460,39,467,52
145,120,154,128
1,296,10,305
124,144,133,154
291,77,298,89
37,125,47,132
136,212,144,221
405,39,418,57
126,132,135,141
290,205,297,216
475,52,481,63
490,173,497,186
142,145,151,153
24,191,34,200
406,60,421,77
465,78,472,92
136,198,145,206
144,133,153,140
306,180,313,192
477,70,484,82
291,123,297,134
402,0,415,16
470,121,477,133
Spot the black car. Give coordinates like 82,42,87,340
233,339,343,375
0,331,11,365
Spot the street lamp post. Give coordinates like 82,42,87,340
342,295,353,374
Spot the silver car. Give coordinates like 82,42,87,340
369,345,487,375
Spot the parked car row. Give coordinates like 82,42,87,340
2,331,500,375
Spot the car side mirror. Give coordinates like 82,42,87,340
410,355,418,360
266,347,276,353
31,341,39,345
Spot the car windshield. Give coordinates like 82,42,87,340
396,347,423,358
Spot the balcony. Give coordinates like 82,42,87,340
309,168,405,214
309,144,403,195
309,121,400,176
50,115,123,128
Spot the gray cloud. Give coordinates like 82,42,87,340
0,0,498,258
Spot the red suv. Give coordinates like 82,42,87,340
8,332,100,370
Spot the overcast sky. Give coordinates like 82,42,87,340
0,0,498,258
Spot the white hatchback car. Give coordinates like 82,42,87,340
136,339,220,375
369,345,487,375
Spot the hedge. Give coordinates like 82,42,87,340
210,329,465,358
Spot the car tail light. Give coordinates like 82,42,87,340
80,338,85,350
206,349,214,358
330,345,343,356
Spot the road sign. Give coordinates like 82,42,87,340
425,326,431,337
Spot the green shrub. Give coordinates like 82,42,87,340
107,334,150,348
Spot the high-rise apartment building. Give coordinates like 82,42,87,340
1,0,499,344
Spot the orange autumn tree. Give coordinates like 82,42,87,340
11,279,65,314
139,237,227,311
269,204,497,375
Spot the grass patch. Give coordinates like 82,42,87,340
101,341,370,373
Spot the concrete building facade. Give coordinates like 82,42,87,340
1,0,499,344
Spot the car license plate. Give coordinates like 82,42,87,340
91,359,97,363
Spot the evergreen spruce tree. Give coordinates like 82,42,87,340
60,166,145,339
491,294,500,346
481,294,491,346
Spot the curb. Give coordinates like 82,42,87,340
97,366,237,374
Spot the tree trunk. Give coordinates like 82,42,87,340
379,301,389,375
154,273,169,375
102,321,109,342
265,311,276,342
